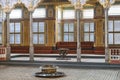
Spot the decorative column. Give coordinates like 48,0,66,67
104,8,109,63
99,0,115,63
6,12,10,61
27,2,35,61
29,11,34,61
76,9,81,62
21,0,42,62
3,3,12,61
69,0,87,62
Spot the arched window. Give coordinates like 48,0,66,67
83,9,94,19
32,7,46,18
10,9,22,19
9,8,22,44
109,5,120,15
108,5,120,45
63,9,75,19
83,8,94,42
32,7,46,44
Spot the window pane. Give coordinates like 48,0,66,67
83,9,94,18
0,9,2,18
90,33,94,41
39,22,44,32
58,24,61,41
84,23,89,32
15,23,20,32
64,23,69,32
0,34,2,43
10,34,14,44
10,23,14,32
90,23,94,32
64,33,69,41
15,34,20,44
69,23,74,32
39,34,44,44
114,33,120,44
63,10,75,19
108,33,113,44
114,20,120,31
33,22,38,32
57,8,62,20
33,34,38,44
84,33,89,41
108,21,113,32
39,22,44,27
63,23,75,41
10,9,22,19
0,23,2,33
69,33,74,41
33,8,46,18
109,5,120,15
0,22,2,44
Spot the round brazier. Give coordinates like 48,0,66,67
34,65,65,78
41,65,57,74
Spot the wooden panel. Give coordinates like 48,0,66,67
95,19,104,47
22,20,29,46
94,47,105,55
47,20,55,46
94,3,104,47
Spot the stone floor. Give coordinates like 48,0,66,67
0,65,119,80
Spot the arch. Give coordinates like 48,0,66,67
12,2,26,10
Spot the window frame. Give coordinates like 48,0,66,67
83,22,95,42
63,22,75,42
32,21,46,45
9,22,22,44
108,20,120,45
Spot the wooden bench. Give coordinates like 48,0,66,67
81,42,94,54
34,46,54,54
11,46,29,53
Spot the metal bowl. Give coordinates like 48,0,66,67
39,65,58,74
